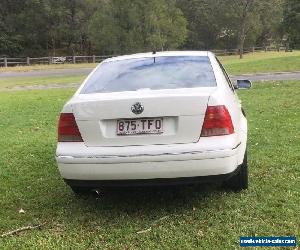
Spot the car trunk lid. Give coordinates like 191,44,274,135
71,88,215,146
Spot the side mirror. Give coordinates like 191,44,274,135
235,79,252,89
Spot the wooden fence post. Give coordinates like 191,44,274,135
26,57,30,66
48,57,52,64
252,47,255,53
92,55,96,63
4,57,7,67
72,56,76,64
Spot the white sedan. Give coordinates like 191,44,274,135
56,51,251,193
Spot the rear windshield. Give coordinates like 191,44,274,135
81,56,216,94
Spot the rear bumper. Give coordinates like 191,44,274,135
56,140,241,181
64,165,241,187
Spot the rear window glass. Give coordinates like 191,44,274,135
81,56,216,94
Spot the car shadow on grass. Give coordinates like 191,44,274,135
40,181,237,232
68,183,226,215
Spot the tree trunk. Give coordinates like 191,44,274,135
236,0,253,59
52,37,56,57
238,25,246,59
88,41,92,56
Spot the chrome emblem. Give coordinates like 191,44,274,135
131,102,144,115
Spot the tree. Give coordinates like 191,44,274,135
222,0,283,58
0,0,26,56
228,0,259,58
142,0,187,51
18,0,51,56
88,0,187,54
63,0,95,55
282,0,300,49
177,0,283,57
255,0,284,47
177,0,237,50
0,0,291,57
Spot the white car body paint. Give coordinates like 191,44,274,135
56,51,248,182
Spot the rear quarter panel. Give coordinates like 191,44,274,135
209,53,247,164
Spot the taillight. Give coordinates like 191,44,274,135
58,113,83,142
201,105,234,137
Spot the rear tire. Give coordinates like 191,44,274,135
223,151,248,191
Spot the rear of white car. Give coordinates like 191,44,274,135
56,51,249,192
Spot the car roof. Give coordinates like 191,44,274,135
104,51,214,62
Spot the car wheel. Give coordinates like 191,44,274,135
224,151,248,191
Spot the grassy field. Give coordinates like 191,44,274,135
0,63,97,73
0,51,300,76
0,75,85,90
0,81,299,249
220,51,300,75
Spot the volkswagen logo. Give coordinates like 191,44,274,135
131,102,144,115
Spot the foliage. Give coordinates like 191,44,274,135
88,0,187,54
177,0,284,58
282,0,300,48
0,0,298,56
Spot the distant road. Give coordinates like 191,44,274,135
0,67,300,81
231,72,300,81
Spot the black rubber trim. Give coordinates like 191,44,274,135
241,108,247,118
64,166,241,188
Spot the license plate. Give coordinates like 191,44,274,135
117,118,163,135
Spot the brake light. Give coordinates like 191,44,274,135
201,105,234,137
58,113,83,142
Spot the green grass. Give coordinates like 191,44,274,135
220,51,300,75
0,81,299,249
0,63,97,73
0,75,85,89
